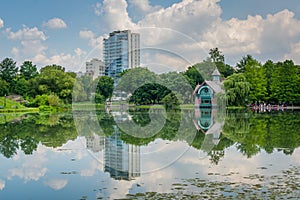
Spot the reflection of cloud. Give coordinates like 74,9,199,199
9,167,47,182
0,179,5,190
44,179,68,190
7,144,48,182
56,136,87,160
80,160,100,177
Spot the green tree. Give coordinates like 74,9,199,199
95,76,114,100
160,71,193,104
19,61,38,80
40,64,65,73
14,78,30,96
236,55,254,73
36,65,75,102
223,73,250,106
80,75,94,100
117,67,157,93
130,83,171,105
183,65,204,88
244,58,267,102
215,62,234,78
0,58,18,91
208,47,234,78
270,60,300,104
0,78,9,96
262,60,275,102
209,47,225,63
72,78,88,102
190,61,216,80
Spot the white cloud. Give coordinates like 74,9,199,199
129,0,161,13
139,0,221,32
258,9,300,60
44,179,68,190
74,48,87,57
5,26,48,64
5,25,86,71
98,0,136,32
79,30,104,60
43,18,67,29
137,3,300,66
0,179,5,190
31,51,85,71
79,30,94,40
127,0,161,21
94,2,103,16
0,18,3,28
284,41,300,63
6,26,46,41
79,30,103,48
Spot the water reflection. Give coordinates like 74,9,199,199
104,125,140,181
0,110,299,199
1,109,300,161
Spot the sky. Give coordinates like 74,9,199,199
0,0,300,73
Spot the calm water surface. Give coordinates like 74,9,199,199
0,109,299,199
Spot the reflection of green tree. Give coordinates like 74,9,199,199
113,109,198,146
129,109,151,127
0,134,19,158
20,136,38,155
0,113,78,158
223,110,300,157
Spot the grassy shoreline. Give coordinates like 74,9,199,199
1,102,300,113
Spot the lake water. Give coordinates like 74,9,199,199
0,108,299,199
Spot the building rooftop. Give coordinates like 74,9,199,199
205,81,224,94
212,68,221,76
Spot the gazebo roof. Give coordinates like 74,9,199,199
212,68,221,76
193,80,224,95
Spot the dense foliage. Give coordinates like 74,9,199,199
0,58,115,108
0,47,299,108
230,56,300,106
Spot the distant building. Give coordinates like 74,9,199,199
85,58,105,80
193,68,224,108
104,30,140,80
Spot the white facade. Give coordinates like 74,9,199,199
104,30,140,80
85,58,105,80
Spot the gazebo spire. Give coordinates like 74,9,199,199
212,68,221,82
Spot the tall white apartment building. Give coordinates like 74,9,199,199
104,30,140,80
85,58,105,80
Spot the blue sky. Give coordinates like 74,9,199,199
0,0,300,72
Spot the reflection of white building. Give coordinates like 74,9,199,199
104,126,140,180
86,133,105,153
111,111,132,121
85,58,105,80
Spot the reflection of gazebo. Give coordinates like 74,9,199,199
193,107,223,146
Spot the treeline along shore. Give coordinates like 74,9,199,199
0,48,299,111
